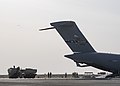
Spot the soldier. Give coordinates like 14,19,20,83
65,73,67,78
49,72,52,78
48,72,50,78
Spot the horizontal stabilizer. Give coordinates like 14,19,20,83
39,27,55,31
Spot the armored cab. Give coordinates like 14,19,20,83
8,66,21,78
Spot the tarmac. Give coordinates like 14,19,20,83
0,78,120,86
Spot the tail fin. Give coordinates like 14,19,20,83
41,21,95,53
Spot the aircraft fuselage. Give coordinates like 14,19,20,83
65,52,120,73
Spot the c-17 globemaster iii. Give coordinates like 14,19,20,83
40,21,120,78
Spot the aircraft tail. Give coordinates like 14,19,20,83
41,21,96,53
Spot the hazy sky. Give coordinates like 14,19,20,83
0,0,120,74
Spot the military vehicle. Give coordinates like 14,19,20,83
8,66,37,78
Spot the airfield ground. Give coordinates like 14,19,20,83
0,78,120,86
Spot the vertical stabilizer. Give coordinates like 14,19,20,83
50,21,95,53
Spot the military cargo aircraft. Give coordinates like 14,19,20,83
40,21,120,78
